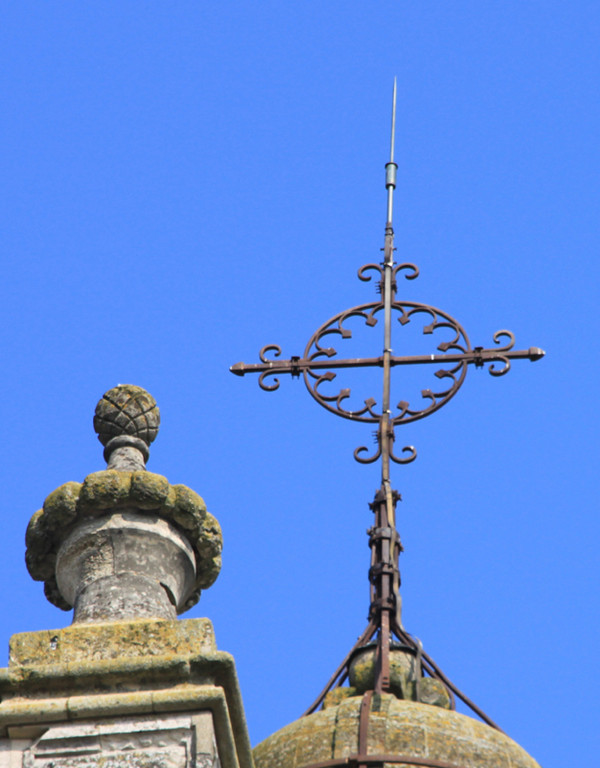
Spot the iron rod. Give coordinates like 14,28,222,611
230,347,544,376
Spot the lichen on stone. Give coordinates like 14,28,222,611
43,482,81,527
252,693,542,768
25,469,222,614
43,575,71,611
323,687,357,709
93,384,160,447
130,471,170,510
171,485,206,532
78,470,131,512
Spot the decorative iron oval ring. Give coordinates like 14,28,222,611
301,300,472,426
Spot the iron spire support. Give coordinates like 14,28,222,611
230,81,544,725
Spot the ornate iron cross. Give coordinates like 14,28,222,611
231,82,544,726
230,273,544,467
231,80,543,495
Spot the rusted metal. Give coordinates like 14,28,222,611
392,619,503,733
230,296,543,472
230,335,543,384
231,81,542,747
370,490,395,695
389,619,504,731
358,690,373,768
301,622,377,717
302,756,476,768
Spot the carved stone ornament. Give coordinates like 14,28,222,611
22,714,219,768
25,385,222,622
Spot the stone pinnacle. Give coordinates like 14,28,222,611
26,385,222,623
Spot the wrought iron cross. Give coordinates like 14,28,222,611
231,81,544,725
231,83,544,475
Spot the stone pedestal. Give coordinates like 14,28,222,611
0,618,253,768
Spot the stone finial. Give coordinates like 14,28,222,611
26,385,222,624
94,384,160,470
345,644,450,709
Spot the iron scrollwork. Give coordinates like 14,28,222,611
301,299,472,426
230,259,543,465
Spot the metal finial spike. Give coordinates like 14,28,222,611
385,79,398,225
390,76,397,165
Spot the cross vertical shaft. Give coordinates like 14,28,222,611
381,77,397,492
374,79,400,694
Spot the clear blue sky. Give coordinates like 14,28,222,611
0,4,597,767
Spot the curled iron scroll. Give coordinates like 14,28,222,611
487,330,515,377
258,345,283,391
358,262,420,285
354,430,417,466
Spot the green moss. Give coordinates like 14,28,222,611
171,485,206,529
194,513,222,589
130,471,170,510
43,482,82,528
25,509,47,551
197,513,222,558
25,539,55,581
162,484,178,513
78,471,131,512
27,471,222,613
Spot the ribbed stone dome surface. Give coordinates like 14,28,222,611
253,693,540,768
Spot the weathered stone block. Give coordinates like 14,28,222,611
0,619,253,768
21,714,215,768
9,618,215,667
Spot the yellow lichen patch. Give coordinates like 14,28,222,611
322,687,357,709
130,471,170,510
196,513,222,572
9,618,216,667
172,485,207,532
26,469,223,613
253,694,541,768
418,677,451,709
43,482,82,528
78,470,131,512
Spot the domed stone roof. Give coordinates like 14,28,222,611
253,692,540,768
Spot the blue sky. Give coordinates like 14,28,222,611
0,3,598,766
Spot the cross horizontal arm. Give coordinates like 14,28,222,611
230,346,544,378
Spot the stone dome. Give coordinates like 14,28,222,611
253,692,540,768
